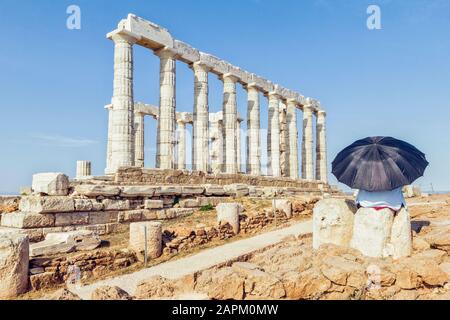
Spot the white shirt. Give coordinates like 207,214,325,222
356,187,407,211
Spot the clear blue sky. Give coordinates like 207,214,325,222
1,0,449,194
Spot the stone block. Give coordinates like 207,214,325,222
1,212,55,229
129,221,162,260
118,210,143,223
165,208,195,219
197,197,223,207
154,186,182,196
144,200,164,210
313,199,356,250
74,185,121,197
121,186,158,197
19,196,74,213
89,212,119,225
142,210,158,221
386,208,412,259
102,199,130,211
224,184,249,198
74,199,93,211
350,208,394,258
32,173,69,196
179,199,200,208
29,230,101,257
54,212,89,227
181,186,205,196
272,199,292,218
0,233,29,298
216,203,240,234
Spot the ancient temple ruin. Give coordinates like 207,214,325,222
104,14,328,183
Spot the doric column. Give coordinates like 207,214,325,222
192,62,210,172
286,99,299,179
209,113,224,175
221,74,239,174
302,104,314,180
316,110,328,183
76,161,92,179
267,92,281,177
279,102,288,177
104,104,113,174
176,120,186,170
155,48,177,170
236,117,243,173
134,112,145,168
246,85,261,176
107,31,138,174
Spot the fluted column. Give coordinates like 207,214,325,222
176,120,186,170
279,102,288,177
316,110,328,183
210,116,223,175
192,62,210,172
107,32,138,174
286,100,299,179
221,74,238,174
246,85,261,176
105,104,113,174
155,48,177,170
267,93,281,177
236,117,242,173
76,161,92,179
302,104,314,180
134,112,145,167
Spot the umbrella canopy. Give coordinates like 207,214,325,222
332,136,429,192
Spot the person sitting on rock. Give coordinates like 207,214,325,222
355,187,407,213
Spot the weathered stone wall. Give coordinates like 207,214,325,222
113,167,330,190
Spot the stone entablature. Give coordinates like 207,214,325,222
105,14,328,183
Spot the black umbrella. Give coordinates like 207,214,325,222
332,136,429,192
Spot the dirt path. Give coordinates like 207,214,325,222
71,220,313,299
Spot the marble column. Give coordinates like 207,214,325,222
286,100,299,179
210,115,224,175
134,112,145,168
279,102,288,177
246,85,261,176
302,104,314,180
236,117,242,173
192,62,210,172
104,104,113,174
107,32,138,174
221,74,238,174
316,110,328,183
176,120,186,170
267,93,281,177
76,161,92,179
155,48,177,170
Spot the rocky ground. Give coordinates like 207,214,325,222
26,194,450,300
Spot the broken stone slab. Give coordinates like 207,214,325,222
1,212,55,229
74,185,121,197
32,173,69,196
144,200,164,209
0,233,29,299
272,199,292,218
29,230,101,257
19,196,74,213
216,203,241,234
154,186,182,196
181,186,205,196
224,184,250,197
203,184,225,196
121,186,158,197
313,199,356,250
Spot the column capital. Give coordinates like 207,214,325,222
107,29,141,45
245,82,262,92
266,91,281,99
190,61,211,72
154,46,179,59
317,110,327,117
286,98,299,106
303,104,315,113
220,73,239,83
